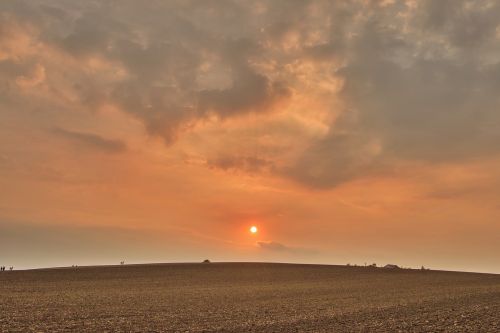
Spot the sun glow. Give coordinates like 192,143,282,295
250,226,258,234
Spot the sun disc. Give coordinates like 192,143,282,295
250,226,258,233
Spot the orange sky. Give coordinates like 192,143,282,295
1,0,500,272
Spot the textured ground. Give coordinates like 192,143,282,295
0,263,499,332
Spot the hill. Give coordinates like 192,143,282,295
1,262,499,332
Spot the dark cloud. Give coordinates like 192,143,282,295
198,69,290,118
0,1,292,144
57,1,289,142
257,241,316,256
207,155,274,173
285,0,500,188
53,127,126,153
285,131,384,189
2,0,500,188
257,241,289,252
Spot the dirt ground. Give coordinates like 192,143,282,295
0,263,499,332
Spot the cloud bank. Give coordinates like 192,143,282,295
1,0,500,190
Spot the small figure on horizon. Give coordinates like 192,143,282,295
120,261,125,265
202,259,211,264
9,266,13,271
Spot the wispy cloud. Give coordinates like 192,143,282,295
53,127,126,153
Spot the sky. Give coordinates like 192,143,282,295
1,0,500,272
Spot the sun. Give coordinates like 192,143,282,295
250,226,258,234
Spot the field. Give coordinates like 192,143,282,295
1,263,499,332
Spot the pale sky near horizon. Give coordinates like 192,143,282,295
1,0,500,273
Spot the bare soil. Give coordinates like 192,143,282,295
0,263,499,332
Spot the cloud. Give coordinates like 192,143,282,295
52,1,290,143
198,70,290,118
285,131,384,189
207,155,274,173
283,0,500,188
257,241,316,256
15,63,45,88
257,241,289,252
2,0,500,188
0,1,293,145
53,127,126,153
